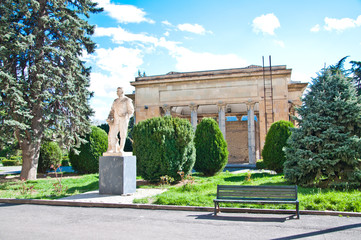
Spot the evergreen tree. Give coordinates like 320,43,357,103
0,0,102,179
350,60,361,95
284,68,361,188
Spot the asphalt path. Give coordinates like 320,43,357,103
0,203,360,240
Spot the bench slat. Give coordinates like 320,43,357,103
214,199,298,204
218,185,296,189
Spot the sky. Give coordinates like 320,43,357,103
83,0,361,122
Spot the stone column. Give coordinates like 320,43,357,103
217,101,227,140
247,99,256,165
189,103,199,131
162,104,171,116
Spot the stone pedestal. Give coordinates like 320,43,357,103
99,155,136,195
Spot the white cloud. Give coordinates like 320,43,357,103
162,20,172,26
95,26,158,45
310,24,320,32
94,47,143,76
96,0,154,24
174,50,248,72
155,38,247,71
252,13,280,35
164,31,170,37
274,40,285,48
177,23,211,35
324,15,361,32
90,26,248,119
88,46,143,120
94,28,246,73
292,71,314,83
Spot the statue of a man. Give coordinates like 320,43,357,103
105,87,134,155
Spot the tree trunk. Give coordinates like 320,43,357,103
19,105,43,180
20,139,41,180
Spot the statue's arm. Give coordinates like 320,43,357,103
107,101,116,123
127,99,134,116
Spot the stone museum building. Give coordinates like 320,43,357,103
130,65,307,165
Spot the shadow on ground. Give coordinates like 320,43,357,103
272,223,361,240
188,213,295,222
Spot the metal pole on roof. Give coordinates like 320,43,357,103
262,56,268,134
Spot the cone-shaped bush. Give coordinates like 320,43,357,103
194,118,228,176
132,116,195,182
261,120,294,173
69,126,108,173
38,141,62,173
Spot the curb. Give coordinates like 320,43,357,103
0,198,360,217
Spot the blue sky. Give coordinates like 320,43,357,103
84,0,361,122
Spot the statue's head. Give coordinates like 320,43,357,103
117,87,124,97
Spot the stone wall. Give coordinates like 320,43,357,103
226,118,260,164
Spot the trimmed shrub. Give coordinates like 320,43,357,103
2,156,22,166
69,126,108,173
256,159,266,170
38,141,62,173
61,154,70,166
261,120,294,173
2,159,16,166
194,118,228,176
132,116,195,182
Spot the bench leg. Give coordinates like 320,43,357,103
296,202,300,219
214,202,221,216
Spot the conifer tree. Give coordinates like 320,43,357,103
0,0,102,179
284,68,361,188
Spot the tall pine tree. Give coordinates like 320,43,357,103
284,68,361,188
0,0,102,180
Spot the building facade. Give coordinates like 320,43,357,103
130,65,307,164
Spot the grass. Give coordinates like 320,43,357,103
0,173,99,200
1,170,360,212
133,171,361,212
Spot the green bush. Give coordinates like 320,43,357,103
256,159,266,169
132,116,195,182
2,159,15,166
38,141,62,173
8,156,22,166
2,156,22,166
194,118,228,176
69,126,108,174
261,120,294,173
0,141,20,158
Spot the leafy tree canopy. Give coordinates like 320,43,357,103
0,0,102,179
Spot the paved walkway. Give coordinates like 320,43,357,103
0,166,21,175
1,203,360,240
59,188,166,204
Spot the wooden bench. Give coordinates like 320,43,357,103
214,185,299,219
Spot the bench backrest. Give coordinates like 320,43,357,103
217,185,298,201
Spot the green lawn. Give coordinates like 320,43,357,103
0,174,99,200
1,171,360,213
134,171,361,212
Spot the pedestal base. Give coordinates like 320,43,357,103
99,155,136,195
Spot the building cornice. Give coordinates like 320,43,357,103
131,65,291,86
